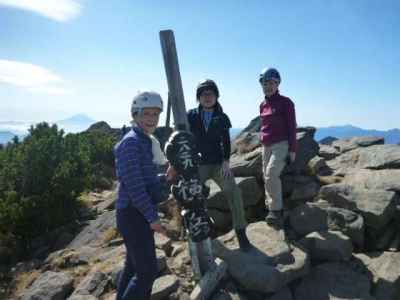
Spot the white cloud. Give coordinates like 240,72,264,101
0,0,81,22
0,59,69,95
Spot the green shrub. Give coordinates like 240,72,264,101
0,122,116,253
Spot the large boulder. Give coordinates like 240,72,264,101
307,156,328,175
332,136,384,153
212,222,310,293
289,178,320,203
354,252,400,300
151,275,179,300
208,209,232,231
206,177,262,211
233,132,261,155
319,136,338,145
289,128,319,174
356,144,400,169
294,262,375,300
231,127,319,178
68,211,116,249
45,246,96,269
299,231,353,262
344,169,400,193
67,295,97,300
230,147,263,178
233,116,261,144
318,144,340,160
319,183,398,230
266,287,293,300
325,149,361,176
68,271,110,298
21,271,73,300
326,144,400,175
289,202,365,248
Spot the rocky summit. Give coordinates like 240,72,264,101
2,118,400,300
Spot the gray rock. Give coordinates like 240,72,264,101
151,274,179,300
344,169,400,193
94,190,117,212
319,183,398,230
154,232,172,255
319,136,338,145
212,222,309,293
230,147,263,179
307,156,328,175
231,128,319,178
290,180,320,202
68,211,116,249
299,231,353,262
325,207,365,249
354,252,400,300
211,290,249,300
94,245,124,263
52,232,75,250
69,271,109,298
233,132,261,155
289,202,328,236
210,280,250,300
231,116,261,145
207,177,262,211
67,295,97,300
318,144,340,160
281,174,316,200
289,202,365,248
325,149,360,176
21,271,73,300
288,130,319,174
326,144,400,175
266,287,293,300
208,208,232,231
156,248,167,272
375,222,397,250
294,262,375,300
332,136,384,153
356,144,400,169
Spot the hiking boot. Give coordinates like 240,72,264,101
235,228,251,252
265,210,283,229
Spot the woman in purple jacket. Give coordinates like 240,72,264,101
114,91,169,300
259,68,297,227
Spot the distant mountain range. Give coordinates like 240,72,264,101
2,119,399,145
314,125,400,144
0,114,97,144
231,125,400,144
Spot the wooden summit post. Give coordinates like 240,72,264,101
159,30,227,300
159,30,189,131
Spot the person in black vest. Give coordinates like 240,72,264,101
187,79,251,251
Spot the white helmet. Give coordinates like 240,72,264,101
131,91,163,116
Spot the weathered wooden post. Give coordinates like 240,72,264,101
159,30,189,131
160,30,227,300
165,93,172,128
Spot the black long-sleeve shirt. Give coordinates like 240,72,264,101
187,102,232,165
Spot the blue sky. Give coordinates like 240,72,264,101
0,0,399,130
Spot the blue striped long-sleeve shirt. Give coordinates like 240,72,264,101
114,126,160,223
